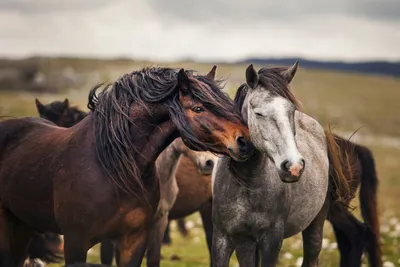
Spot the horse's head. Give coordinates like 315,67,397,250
171,138,217,175
239,61,305,182
174,66,253,162
35,98,87,127
35,98,69,126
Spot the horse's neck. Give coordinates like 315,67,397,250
155,144,182,185
130,105,179,174
229,151,270,186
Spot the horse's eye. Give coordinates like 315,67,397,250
255,112,263,117
192,106,205,113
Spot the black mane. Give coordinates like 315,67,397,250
87,67,239,196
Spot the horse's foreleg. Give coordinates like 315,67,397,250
212,227,234,267
199,201,213,267
301,197,330,267
100,239,115,265
258,226,284,267
146,214,169,267
0,206,13,267
63,234,89,265
235,239,256,267
117,230,148,267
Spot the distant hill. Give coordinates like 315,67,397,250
236,58,400,77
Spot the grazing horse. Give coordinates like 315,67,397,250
0,66,254,267
212,62,351,267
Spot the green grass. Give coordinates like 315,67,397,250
1,58,400,266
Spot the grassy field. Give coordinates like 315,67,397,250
0,58,399,266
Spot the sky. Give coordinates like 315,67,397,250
0,0,399,62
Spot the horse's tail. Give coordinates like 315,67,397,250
356,144,382,267
325,127,352,207
26,233,64,265
176,218,189,237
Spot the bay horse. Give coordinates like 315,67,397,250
212,62,351,267
0,66,254,267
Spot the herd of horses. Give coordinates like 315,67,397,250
0,62,382,267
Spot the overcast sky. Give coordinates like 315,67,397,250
0,0,399,62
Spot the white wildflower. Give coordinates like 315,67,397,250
295,257,303,267
186,220,195,230
383,261,395,267
322,238,330,249
193,237,200,243
283,252,293,260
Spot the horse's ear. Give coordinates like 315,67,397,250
281,60,299,84
35,98,46,115
177,69,190,94
62,98,70,110
205,65,217,80
246,64,259,89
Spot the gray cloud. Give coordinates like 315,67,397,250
147,0,400,23
0,0,398,61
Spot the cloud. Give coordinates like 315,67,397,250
0,0,399,61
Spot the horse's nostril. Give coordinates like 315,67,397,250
281,160,291,173
205,160,214,169
236,136,247,150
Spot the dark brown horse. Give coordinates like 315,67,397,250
37,92,381,267
36,99,216,266
0,66,254,267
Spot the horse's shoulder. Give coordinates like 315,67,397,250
295,111,325,142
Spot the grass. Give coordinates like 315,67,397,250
1,58,400,266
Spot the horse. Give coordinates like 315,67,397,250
0,66,254,267
230,62,381,267
36,97,217,267
212,62,351,267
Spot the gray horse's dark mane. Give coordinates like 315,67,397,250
234,66,301,110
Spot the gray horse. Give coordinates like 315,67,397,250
212,62,349,267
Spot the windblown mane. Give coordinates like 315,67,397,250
87,67,239,196
233,66,302,110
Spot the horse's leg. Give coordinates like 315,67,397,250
258,227,284,267
162,221,171,245
328,204,367,267
1,210,35,267
100,240,114,265
212,227,234,267
199,201,213,267
301,197,330,267
117,230,148,267
0,207,13,267
63,234,89,265
146,214,169,267
235,239,256,267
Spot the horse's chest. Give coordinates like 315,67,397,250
219,191,284,236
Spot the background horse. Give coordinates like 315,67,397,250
0,66,253,267
212,62,351,267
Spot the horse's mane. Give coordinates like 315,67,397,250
233,66,301,110
87,67,239,196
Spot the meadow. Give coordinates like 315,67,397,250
0,58,399,266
